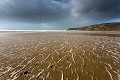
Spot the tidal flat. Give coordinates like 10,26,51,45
0,31,120,80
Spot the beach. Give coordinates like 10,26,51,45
0,31,120,80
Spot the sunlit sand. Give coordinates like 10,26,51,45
0,31,120,80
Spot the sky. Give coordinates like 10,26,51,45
0,0,120,30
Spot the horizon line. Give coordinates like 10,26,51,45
0,30,67,31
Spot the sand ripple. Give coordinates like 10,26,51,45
0,31,120,80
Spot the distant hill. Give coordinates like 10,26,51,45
68,22,120,31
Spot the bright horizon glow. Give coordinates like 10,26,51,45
0,30,67,31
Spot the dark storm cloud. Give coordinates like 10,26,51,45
0,0,120,29
71,0,120,21
0,0,69,22
0,0,120,22
81,0,119,13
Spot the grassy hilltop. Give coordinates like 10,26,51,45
68,22,120,31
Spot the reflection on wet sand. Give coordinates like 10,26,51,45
0,31,120,80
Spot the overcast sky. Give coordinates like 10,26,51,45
0,0,120,30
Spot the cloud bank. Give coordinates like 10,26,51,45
0,0,120,29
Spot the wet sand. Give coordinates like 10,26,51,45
0,31,120,80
